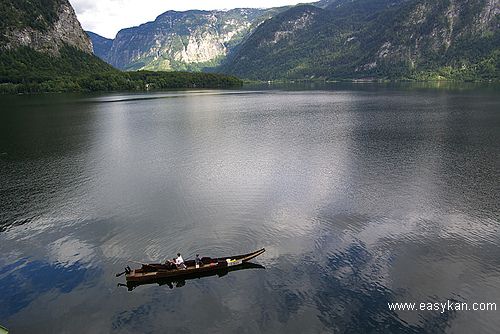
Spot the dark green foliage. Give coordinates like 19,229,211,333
0,46,242,94
0,46,115,83
126,71,243,89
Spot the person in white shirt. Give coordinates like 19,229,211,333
175,253,186,269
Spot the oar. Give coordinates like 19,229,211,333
115,271,127,277
115,266,131,277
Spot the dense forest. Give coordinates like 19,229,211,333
0,46,242,94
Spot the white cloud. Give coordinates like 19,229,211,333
69,0,317,39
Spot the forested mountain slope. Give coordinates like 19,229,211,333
219,0,499,80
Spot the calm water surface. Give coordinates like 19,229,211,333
0,84,499,333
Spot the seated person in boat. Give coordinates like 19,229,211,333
195,254,202,268
164,258,176,270
176,253,187,269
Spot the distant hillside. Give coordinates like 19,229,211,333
86,31,113,62
88,7,286,72
219,0,500,81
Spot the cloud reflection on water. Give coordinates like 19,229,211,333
0,87,498,333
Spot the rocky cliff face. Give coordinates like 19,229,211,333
1,0,92,55
89,8,283,71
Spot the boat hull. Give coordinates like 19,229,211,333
125,248,265,283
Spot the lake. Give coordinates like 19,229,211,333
0,84,499,333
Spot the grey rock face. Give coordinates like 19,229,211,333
3,1,92,55
98,8,273,71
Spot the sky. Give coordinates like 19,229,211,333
69,0,317,39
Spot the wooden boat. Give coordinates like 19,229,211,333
121,262,265,291
121,248,265,283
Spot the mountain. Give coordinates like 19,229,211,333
0,0,115,87
0,0,93,54
219,0,500,80
87,7,287,71
218,0,408,79
0,0,243,93
86,31,113,62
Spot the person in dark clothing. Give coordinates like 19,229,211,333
164,258,176,270
195,254,202,268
